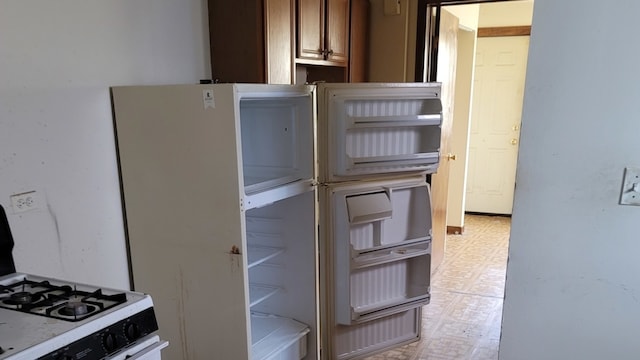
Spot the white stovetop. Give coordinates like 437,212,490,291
0,273,153,360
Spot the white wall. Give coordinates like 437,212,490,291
446,4,479,30
500,1,640,359
478,0,534,27
368,0,416,82
0,0,210,289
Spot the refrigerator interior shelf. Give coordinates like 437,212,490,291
244,172,302,195
352,243,430,269
244,179,315,211
251,313,310,360
350,295,431,324
249,284,282,308
348,114,442,128
248,246,285,269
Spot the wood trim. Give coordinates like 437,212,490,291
447,226,464,235
426,0,508,5
478,26,531,37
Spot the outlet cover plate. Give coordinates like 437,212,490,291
10,190,40,213
620,167,640,206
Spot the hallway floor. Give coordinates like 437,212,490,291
366,214,511,360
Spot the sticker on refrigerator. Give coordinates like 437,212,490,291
203,89,215,109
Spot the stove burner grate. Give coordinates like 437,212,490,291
0,279,128,322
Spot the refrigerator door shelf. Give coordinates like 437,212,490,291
351,236,430,258
318,83,442,182
352,241,431,269
336,253,431,325
337,184,433,253
350,295,430,324
349,153,440,171
347,114,442,128
333,308,421,360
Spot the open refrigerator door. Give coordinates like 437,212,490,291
316,83,441,359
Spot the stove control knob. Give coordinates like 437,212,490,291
125,323,141,341
102,332,118,353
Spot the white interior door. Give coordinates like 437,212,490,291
430,8,458,273
465,36,530,214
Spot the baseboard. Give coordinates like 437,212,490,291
447,226,464,235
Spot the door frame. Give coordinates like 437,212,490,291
415,0,514,82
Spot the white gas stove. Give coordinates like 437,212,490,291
0,273,167,360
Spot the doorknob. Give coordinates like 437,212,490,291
511,139,518,145
447,153,457,161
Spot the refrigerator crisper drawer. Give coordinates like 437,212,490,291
251,313,310,360
318,83,442,182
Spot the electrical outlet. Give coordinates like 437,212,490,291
10,190,40,213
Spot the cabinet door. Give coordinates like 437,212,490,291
349,0,369,82
265,0,294,84
209,0,265,83
298,0,325,61
325,0,349,64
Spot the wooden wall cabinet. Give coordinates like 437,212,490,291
297,0,350,66
208,0,294,84
208,0,367,84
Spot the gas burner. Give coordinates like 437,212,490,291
0,272,161,360
6,291,42,305
58,301,95,317
0,277,128,322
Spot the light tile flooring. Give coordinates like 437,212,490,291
366,214,511,360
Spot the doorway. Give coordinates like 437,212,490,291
441,1,533,233
367,1,533,358
465,30,530,215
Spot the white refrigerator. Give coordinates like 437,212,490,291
111,82,442,360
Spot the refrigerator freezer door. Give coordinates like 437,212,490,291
320,176,433,359
112,84,252,360
317,83,442,183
